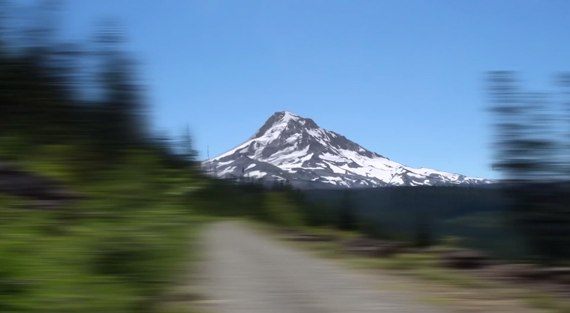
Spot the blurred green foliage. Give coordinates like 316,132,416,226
302,187,530,260
0,147,207,313
488,72,570,263
0,2,311,311
264,192,304,227
0,25,310,310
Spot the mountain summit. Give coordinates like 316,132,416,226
202,111,493,189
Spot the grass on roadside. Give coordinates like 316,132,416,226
262,223,570,313
523,292,570,313
414,268,492,289
156,220,212,313
301,226,361,240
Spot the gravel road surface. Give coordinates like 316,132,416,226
200,221,452,313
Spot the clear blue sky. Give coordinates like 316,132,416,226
44,0,570,179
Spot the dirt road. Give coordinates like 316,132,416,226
200,221,451,313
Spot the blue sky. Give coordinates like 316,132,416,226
39,0,570,179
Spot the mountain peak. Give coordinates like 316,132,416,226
274,110,300,120
251,111,318,140
272,111,317,127
204,112,493,189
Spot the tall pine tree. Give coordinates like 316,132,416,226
488,71,570,263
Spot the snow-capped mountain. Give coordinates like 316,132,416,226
202,111,494,189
